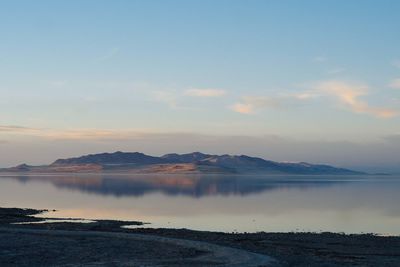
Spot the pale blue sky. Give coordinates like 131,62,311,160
1,0,400,171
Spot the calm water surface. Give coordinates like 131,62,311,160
0,174,399,235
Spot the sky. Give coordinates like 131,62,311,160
0,0,400,172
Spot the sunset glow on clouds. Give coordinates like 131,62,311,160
231,81,398,118
185,88,226,97
317,81,398,118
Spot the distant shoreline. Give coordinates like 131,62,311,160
0,171,373,176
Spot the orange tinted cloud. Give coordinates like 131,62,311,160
185,88,226,97
317,81,397,118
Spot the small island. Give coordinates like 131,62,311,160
0,151,364,175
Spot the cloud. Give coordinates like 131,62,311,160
231,92,318,114
313,56,327,63
392,60,400,69
389,78,400,89
45,80,68,88
0,125,38,133
327,68,346,75
185,88,226,97
7,126,109,141
316,81,397,118
151,87,226,109
231,81,397,118
44,129,162,141
231,103,255,114
292,92,319,100
42,129,134,140
0,126,160,141
152,90,179,108
97,47,120,62
231,96,282,114
0,125,221,142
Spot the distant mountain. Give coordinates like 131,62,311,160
52,151,168,165
0,151,365,175
161,152,212,163
162,153,362,175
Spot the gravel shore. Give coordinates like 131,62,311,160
1,207,399,267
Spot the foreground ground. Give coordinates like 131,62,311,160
1,208,400,266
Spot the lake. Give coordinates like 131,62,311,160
0,173,399,235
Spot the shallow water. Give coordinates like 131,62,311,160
0,173,399,235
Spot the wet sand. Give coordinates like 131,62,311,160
1,207,400,266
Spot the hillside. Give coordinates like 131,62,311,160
0,151,364,175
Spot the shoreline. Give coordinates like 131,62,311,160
1,207,400,266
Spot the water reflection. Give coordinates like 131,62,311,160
1,174,354,198
0,174,399,234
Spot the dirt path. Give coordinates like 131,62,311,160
0,227,277,267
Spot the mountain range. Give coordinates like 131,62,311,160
0,151,364,175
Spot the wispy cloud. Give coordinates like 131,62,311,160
231,97,282,114
291,91,320,100
1,127,250,144
313,56,327,63
231,93,315,114
316,81,397,118
0,126,160,141
392,60,400,69
327,68,346,75
0,125,38,133
45,80,68,88
97,47,120,62
185,88,226,97
231,102,255,114
150,87,226,109
231,81,397,118
152,90,179,108
389,78,400,89
42,129,147,141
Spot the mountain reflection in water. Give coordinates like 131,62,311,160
1,174,400,234
6,174,354,198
